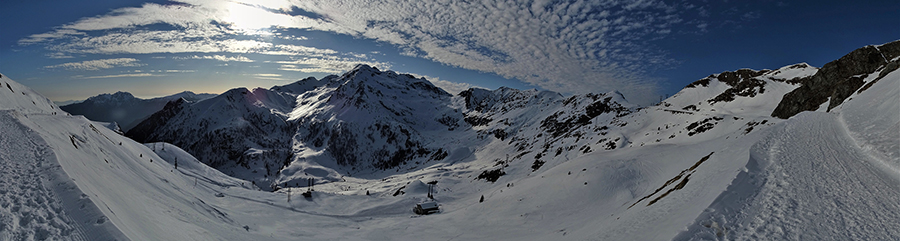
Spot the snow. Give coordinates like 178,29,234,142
676,112,900,240
676,62,900,240
835,66,900,172
1,54,898,241
763,63,818,81
662,63,818,117
0,111,94,241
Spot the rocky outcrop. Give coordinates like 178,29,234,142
684,69,770,89
125,98,188,143
772,40,900,118
127,87,298,169
702,69,773,104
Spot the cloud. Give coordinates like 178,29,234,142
18,29,86,45
284,0,685,101
417,75,484,95
20,1,379,76
276,57,391,74
45,58,143,71
74,73,159,79
21,0,699,104
251,73,288,81
46,53,74,59
741,11,761,21
697,23,709,32
175,55,255,62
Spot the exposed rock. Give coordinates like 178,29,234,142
772,40,900,118
685,69,769,89
858,59,900,93
707,78,767,104
125,98,188,143
476,168,505,183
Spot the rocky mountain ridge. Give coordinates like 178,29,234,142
772,40,900,118
1,40,897,241
60,90,215,131
127,40,898,191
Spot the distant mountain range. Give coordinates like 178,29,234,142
59,91,215,131
52,99,83,106
0,40,896,240
122,40,900,192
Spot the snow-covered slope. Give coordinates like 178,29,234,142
2,74,401,240
664,63,816,117
127,64,651,191
60,91,215,132
773,40,900,118
3,40,898,240
677,63,900,240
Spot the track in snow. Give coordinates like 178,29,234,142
678,112,900,240
0,112,84,241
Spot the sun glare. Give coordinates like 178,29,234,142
223,2,288,33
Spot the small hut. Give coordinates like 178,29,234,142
413,201,440,215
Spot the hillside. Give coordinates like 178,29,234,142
0,40,898,240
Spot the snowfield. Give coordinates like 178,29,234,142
679,112,900,240
0,44,898,241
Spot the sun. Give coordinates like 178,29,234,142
223,2,285,32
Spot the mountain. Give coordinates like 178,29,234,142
773,40,900,118
52,99,83,106
2,40,898,240
59,91,215,132
0,73,295,240
127,65,462,187
127,39,897,194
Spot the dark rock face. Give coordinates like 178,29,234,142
714,69,770,86
540,94,630,139
128,87,298,169
685,69,769,89
705,69,772,104
125,98,187,143
858,61,900,93
772,40,900,119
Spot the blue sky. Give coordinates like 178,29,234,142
1,0,897,105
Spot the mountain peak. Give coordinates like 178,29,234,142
351,63,379,72
85,91,137,104
602,90,633,107
271,76,329,95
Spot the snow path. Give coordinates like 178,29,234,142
0,111,130,241
0,112,83,241
678,112,900,240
